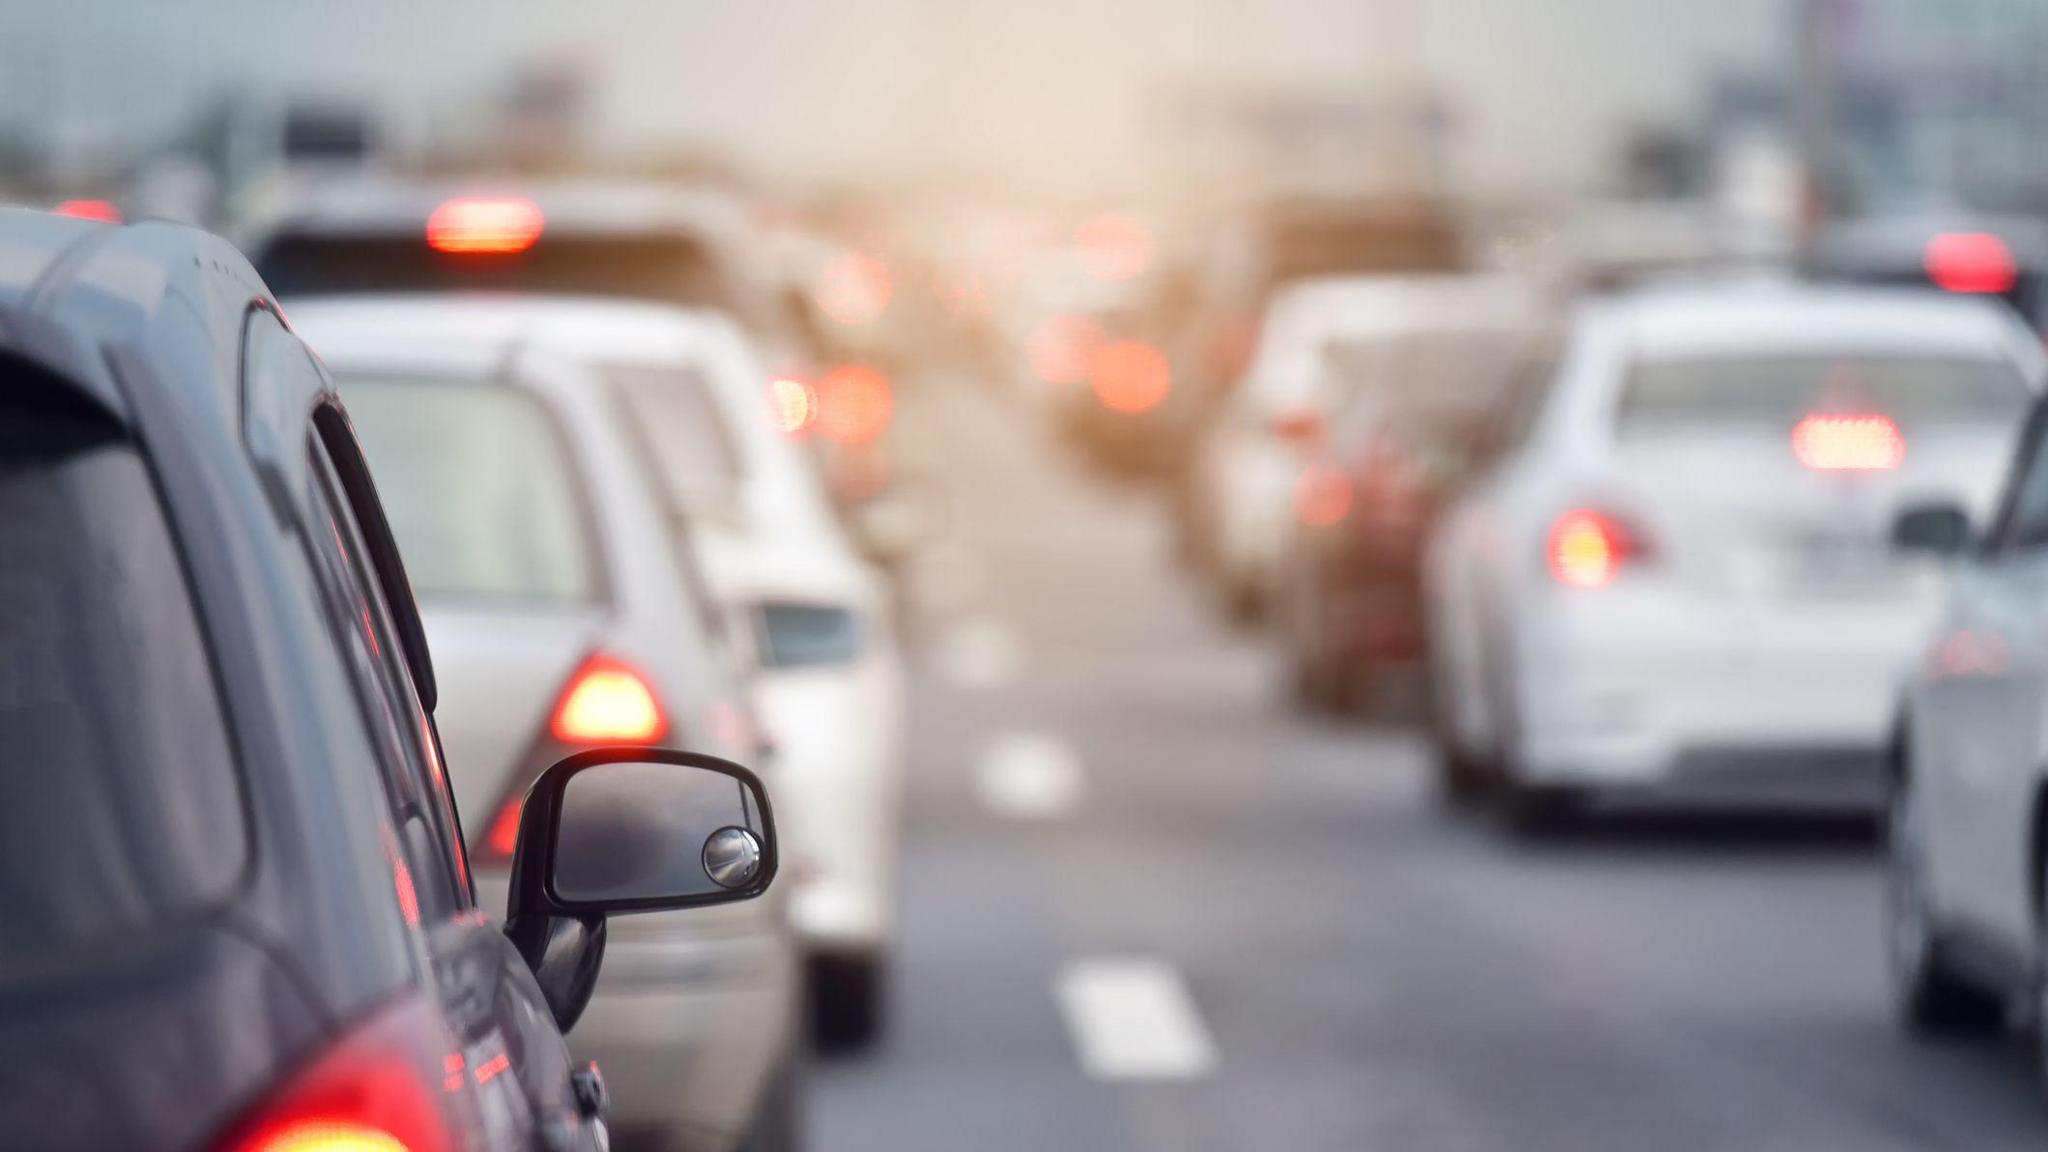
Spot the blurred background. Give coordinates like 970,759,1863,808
17,1,2048,1149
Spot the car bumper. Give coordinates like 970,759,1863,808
1507,590,1919,806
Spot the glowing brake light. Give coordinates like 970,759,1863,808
1924,232,2017,295
1089,339,1172,415
1294,465,1352,528
1548,510,1642,589
483,795,524,861
766,375,817,435
1791,413,1903,471
213,996,456,1152
54,198,122,223
814,364,894,445
426,196,544,255
550,655,668,745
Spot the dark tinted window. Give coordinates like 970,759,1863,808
257,233,726,309
342,375,600,605
1995,407,2048,551
0,394,244,976
758,603,864,668
1620,355,2028,434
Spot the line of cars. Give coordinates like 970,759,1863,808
0,173,920,1149
1110,209,2048,1085
0,208,780,1152
244,179,921,1147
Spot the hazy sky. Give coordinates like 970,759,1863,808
4,0,1785,197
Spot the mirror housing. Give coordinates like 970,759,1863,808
502,748,777,1032
1892,502,1975,558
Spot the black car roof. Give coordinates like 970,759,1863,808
0,206,273,425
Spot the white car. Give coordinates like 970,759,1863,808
1426,282,2043,823
1187,275,1541,621
290,297,804,1151
1886,385,2048,1047
619,304,909,1048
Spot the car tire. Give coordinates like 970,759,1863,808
737,1054,805,1152
1886,777,2004,1037
1501,779,1581,838
808,951,886,1053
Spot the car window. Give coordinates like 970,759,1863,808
0,380,245,978
302,415,469,921
609,361,746,503
757,603,864,668
1619,354,2028,434
341,374,602,606
257,233,729,311
1476,345,1560,465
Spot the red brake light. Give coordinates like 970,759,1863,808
814,364,894,445
1294,465,1352,528
1269,409,1325,450
1791,413,1903,471
550,655,668,745
54,198,122,223
1089,339,1172,415
1548,509,1642,589
426,196,544,255
1924,232,2017,295
483,795,524,861
213,996,456,1152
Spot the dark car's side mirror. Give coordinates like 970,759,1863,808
1892,502,1975,558
502,748,776,1030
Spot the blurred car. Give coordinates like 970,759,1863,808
0,210,776,1152
1426,281,2043,822
1883,403,2048,1047
1185,275,1519,622
594,302,909,1049
290,296,805,1152
242,174,815,370
1276,290,1543,714
1804,212,2048,333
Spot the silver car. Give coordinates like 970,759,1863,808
291,295,802,1152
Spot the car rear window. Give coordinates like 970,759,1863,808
257,233,729,311
339,375,601,604
757,603,864,668
1328,329,1526,441
608,362,745,504
0,393,245,978
1619,354,2029,432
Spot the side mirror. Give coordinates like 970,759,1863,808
503,748,777,1031
1892,502,1975,558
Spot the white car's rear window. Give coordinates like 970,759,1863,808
341,375,601,605
1619,354,2028,432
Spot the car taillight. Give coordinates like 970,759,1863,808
1924,232,2017,295
1294,465,1352,528
483,795,525,861
54,198,122,223
1791,412,1903,471
1548,509,1644,589
426,196,544,255
213,995,457,1152
550,654,668,745
766,375,817,435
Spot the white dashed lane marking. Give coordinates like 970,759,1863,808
1056,959,1219,1081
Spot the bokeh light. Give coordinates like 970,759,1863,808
815,364,895,445
1088,339,1171,414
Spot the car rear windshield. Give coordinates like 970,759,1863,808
1619,354,2030,431
0,390,245,978
340,375,601,605
257,232,729,311
757,603,864,668
1328,329,1526,441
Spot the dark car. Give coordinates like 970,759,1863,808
1803,212,2048,333
1277,317,1541,717
0,209,777,1152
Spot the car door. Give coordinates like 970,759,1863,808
1930,401,2048,944
246,312,598,1150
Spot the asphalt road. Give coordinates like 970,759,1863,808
810,381,2048,1152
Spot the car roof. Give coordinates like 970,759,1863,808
286,293,746,377
1590,282,2041,363
1267,273,1544,335
0,206,270,425
244,173,755,243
